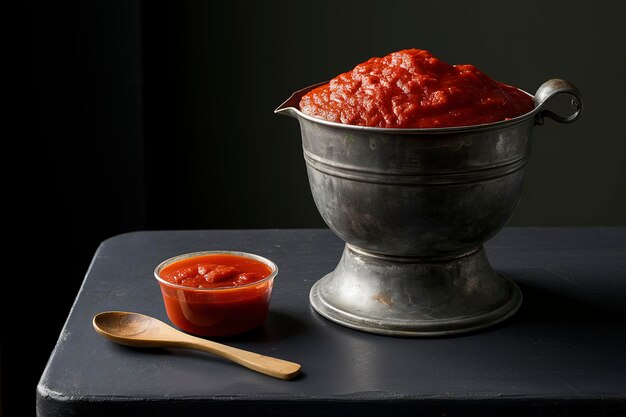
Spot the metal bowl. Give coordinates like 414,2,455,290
276,79,582,336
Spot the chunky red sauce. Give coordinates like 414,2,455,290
159,254,271,288
156,253,274,337
299,49,534,128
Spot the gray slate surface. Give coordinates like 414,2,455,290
37,228,626,416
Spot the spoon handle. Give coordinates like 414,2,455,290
177,334,301,380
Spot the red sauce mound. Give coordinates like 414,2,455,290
299,49,534,128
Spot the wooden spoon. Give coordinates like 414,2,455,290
92,311,301,380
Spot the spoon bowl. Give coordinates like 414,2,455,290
93,311,301,380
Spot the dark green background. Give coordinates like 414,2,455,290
8,0,626,416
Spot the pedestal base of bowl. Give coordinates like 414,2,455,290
310,244,522,336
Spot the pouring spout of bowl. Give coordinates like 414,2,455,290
274,81,327,119
274,102,298,118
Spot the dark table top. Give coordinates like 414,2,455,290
37,228,626,416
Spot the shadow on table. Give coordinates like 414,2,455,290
512,279,626,324
216,310,310,344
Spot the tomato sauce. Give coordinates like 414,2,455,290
156,253,275,337
159,254,271,288
299,48,534,128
